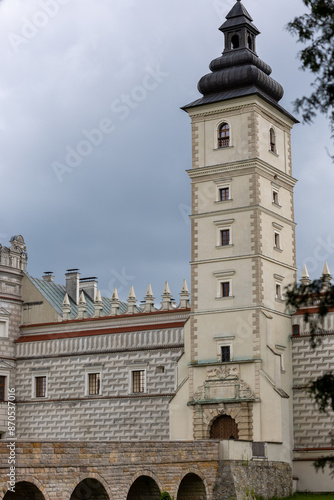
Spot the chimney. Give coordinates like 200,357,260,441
79,277,98,301
65,269,80,304
42,271,55,283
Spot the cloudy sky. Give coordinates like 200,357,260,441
0,0,333,303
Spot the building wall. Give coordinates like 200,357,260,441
15,321,185,440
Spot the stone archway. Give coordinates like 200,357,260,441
127,475,161,500
70,478,109,500
3,482,45,500
177,473,207,500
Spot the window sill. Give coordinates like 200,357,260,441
215,199,233,204
214,146,234,151
274,247,283,253
216,244,234,249
272,202,282,208
216,296,234,301
275,298,284,303
268,150,279,157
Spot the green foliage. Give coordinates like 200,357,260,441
159,492,173,500
287,0,334,142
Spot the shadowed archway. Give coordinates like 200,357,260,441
70,478,109,500
127,475,161,500
4,482,45,500
177,473,207,500
210,414,239,440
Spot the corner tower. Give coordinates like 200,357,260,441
171,1,297,461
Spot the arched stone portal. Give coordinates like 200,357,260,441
3,482,45,500
70,478,109,500
127,475,161,500
177,473,207,500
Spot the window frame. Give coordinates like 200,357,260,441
31,372,49,399
220,280,232,298
0,375,6,402
128,365,147,394
84,366,103,397
220,229,230,247
274,231,281,250
269,127,277,154
275,283,282,301
0,309,10,338
215,336,234,363
217,122,230,149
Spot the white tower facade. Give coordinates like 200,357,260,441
171,0,297,462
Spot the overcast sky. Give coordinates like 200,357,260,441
0,0,333,303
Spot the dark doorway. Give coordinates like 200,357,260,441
210,414,239,440
127,475,161,500
70,478,109,500
177,473,207,500
4,482,45,500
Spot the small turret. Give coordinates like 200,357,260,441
322,262,331,290
161,281,173,311
77,291,87,319
143,283,155,313
62,293,71,321
179,279,190,309
300,265,311,286
127,286,137,315
94,289,103,318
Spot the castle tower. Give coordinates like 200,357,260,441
171,1,297,461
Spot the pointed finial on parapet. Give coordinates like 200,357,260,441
179,279,190,309
77,291,87,319
322,262,331,290
300,265,311,286
94,289,103,318
161,281,174,311
110,287,120,316
127,285,137,315
62,293,71,321
143,283,155,313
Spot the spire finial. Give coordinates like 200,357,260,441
300,265,311,286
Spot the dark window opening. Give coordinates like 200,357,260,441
270,128,276,153
221,282,230,298
273,191,279,204
35,376,46,398
0,376,5,402
219,187,230,201
248,35,253,50
132,370,145,393
292,324,300,335
274,232,280,249
88,373,100,395
221,229,230,246
231,35,240,49
221,346,231,362
218,123,230,148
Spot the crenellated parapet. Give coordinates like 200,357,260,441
61,279,190,321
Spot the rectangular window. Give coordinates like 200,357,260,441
221,282,230,298
221,346,231,362
292,324,300,335
88,373,100,395
35,376,46,398
219,187,229,201
0,376,5,402
221,229,230,246
132,370,145,393
273,191,279,204
275,283,282,300
274,232,280,249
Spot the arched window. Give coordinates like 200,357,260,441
231,34,240,49
218,123,230,148
248,35,253,50
270,128,276,153
210,415,239,440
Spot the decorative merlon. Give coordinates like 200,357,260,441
94,289,103,318
143,283,155,313
322,262,331,290
161,281,174,311
127,285,137,315
300,264,310,286
110,287,120,316
77,291,87,319
62,293,71,321
179,279,190,309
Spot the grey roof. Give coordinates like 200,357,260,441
220,0,259,34
25,274,128,320
182,86,298,124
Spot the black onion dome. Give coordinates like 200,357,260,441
196,0,284,103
